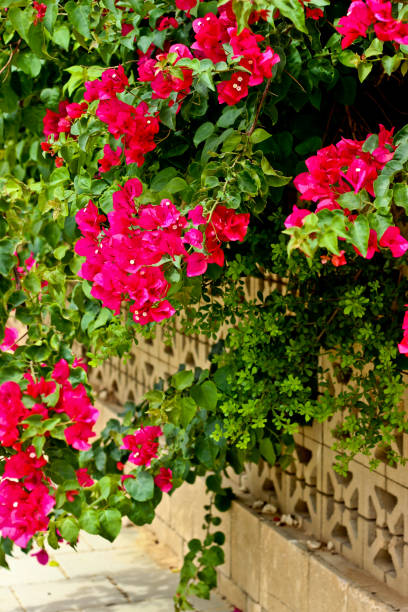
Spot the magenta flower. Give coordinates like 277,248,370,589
0,327,18,352
154,468,173,493
284,206,312,229
379,227,408,258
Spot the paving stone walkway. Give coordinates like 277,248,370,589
0,524,233,612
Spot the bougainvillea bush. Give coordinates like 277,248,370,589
2,0,408,608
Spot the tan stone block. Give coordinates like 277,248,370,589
169,480,207,542
217,572,246,611
149,516,184,561
230,501,260,602
347,585,393,612
308,554,348,612
259,521,309,612
155,489,172,524
246,596,262,612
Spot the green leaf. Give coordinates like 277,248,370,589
98,476,112,500
194,122,215,147
358,62,373,83
59,517,79,544
362,134,379,154
364,38,383,58
191,381,218,411
337,191,365,211
8,7,31,42
273,0,307,33
151,167,178,191
382,54,402,76
171,369,194,391
144,390,165,409
65,0,91,39
259,438,276,465
348,215,370,257
80,509,100,535
52,25,70,50
166,177,188,194
179,396,198,428
250,128,272,144
125,471,154,502
99,508,122,541
393,183,408,213
0,238,17,277
216,106,243,128
15,51,42,77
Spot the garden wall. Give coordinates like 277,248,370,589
89,277,408,611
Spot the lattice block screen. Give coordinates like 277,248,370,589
88,276,408,599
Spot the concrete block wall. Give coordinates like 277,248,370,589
89,276,408,609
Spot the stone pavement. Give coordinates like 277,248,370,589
0,523,233,612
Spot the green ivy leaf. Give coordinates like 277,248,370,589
194,122,215,147
99,508,122,541
80,509,100,535
171,369,194,391
191,381,218,410
65,0,92,39
59,516,79,544
125,471,154,502
259,438,277,465
348,215,370,257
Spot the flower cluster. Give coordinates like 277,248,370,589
0,327,18,352
191,6,280,105
285,125,408,263
0,359,96,452
33,1,47,26
85,66,160,168
121,426,163,466
121,427,173,493
337,0,408,49
0,359,97,549
139,43,194,105
42,101,87,166
300,0,324,20
75,177,249,325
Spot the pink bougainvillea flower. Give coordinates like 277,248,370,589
64,422,96,451
188,205,207,225
0,327,18,352
154,467,173,493
76,468,95,487
331,250,347,267
336,1,374,49
51,358,70,384
284,206,312,229
379,226,408,258
31,549,49,565
66,102,88,119
398,332,408,355
121,426,163,466
186,252,208,277
98,144,123,173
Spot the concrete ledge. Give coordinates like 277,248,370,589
149,487,408,612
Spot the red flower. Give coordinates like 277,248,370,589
154,468,173,493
